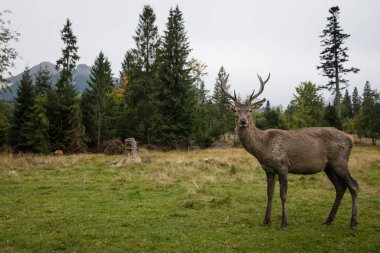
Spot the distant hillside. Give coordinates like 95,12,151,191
0,62,92,100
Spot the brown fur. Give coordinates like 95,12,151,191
221,75,358,231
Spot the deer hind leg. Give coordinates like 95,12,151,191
261,171,276,226
278,171,288,231
344,173,359,229
333,164,359,229
324,165,347,224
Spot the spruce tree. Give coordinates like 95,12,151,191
46,86,60,149
120,50,137,85
123,5,161,144
210,66,234,140
9,67,35,151
117,50,137,140
65,96,87,152
53,18,81,150
324,103,342,129
317,6,359,118
84,51,114,150
358,81,379,145
133,5,160,72
352,86,361,117
211,66,230,105
56,19,80,90
29,95,50,153
154,6,197,147
341,89,353,119
34,66,52,95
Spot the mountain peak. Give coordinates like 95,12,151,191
76,64,91,74
29,61,58,75
1,61,92,100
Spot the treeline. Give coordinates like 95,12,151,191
0,5,379,154
0,6,235,153
257,81,380,145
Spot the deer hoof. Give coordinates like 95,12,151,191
349,220,358,229
278,222,288,231
324,217,334,225
261,220,271,226
278,226,286,232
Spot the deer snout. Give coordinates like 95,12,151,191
239,117,249,127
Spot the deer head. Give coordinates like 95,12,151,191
220,73,270,128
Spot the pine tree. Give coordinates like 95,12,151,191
52,18,81,150
123,5,161,144
9,67,35,151
83,51,114,150
154,6,197,147
341,89,353,119
352,86,361,117
358,81,379,145
34,65,52,95
317,6,359,118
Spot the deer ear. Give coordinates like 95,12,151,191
251,98,266,109
223,103,235,112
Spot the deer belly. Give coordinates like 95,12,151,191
288,155,326,174
288,147,327,174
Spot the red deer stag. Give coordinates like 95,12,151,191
220,73,358,231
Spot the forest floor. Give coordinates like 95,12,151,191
0,144,379,252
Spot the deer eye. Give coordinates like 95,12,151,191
234,108,238,112
248,109,252,112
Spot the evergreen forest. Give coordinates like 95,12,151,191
1,5,379,153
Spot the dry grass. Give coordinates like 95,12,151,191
0,144,379,252
1,144,378,186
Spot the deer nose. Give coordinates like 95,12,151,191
239,118,248,125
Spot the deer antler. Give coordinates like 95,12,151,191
248,73,270,103
220,74,237,102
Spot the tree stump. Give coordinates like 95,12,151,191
112,138,141,167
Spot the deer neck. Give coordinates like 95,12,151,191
237,122,267,160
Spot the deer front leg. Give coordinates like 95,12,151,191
261,172,276,226
278,171,288,231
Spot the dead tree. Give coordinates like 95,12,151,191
220,73,358,231
112,138,141,167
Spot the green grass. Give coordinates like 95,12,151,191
0,145,379,252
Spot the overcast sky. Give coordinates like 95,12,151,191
3,0,379,106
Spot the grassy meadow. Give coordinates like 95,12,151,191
0,144,379,252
